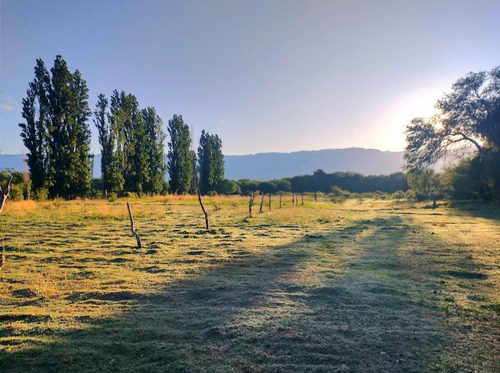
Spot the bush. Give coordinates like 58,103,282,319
405,189,417,203
331,185,351,198
9,184,24,201
108,192,118,202
161,181,170,195
391,190,406,200
34,187,49,201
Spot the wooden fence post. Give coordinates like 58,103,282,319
126,202,142,248
248,191,254,217
259,193,265,213
198,189,209,230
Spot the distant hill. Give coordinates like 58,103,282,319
1,148,404,180
224,148,404,180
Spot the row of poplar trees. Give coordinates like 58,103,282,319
19,56,225,199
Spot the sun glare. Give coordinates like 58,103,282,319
376,87,445,151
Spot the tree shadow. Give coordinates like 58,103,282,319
447,201,500,223
0,217,447,372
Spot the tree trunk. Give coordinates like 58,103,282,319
198,189,209,230
301,193,304,206
0,177,13,214
248,191,254,217
259,193,265,213
292,193,295,206
268,194,272,211
314,192,317,202
126,202,142,248
279,195,282,209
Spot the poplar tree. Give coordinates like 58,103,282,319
197,130,224,194
95,92,165,195
167,115,193,194
71,70,93,196
19,59,50,192
142,107,166,194
20,56,92,198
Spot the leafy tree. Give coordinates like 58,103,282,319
167,115,193,194
217,179,241,195
142,107,166,194
258,181,276,194
19,59,50,192
441,157,484,200
404,66,500,200
20,56,92,198
407,169,442,201
189,150,198,195
238,179,259,195
71,70,93,196
274,179,292,192
94,94,113,193
197,130,224,194
95,92,165,195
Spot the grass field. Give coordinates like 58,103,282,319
0,196,499,372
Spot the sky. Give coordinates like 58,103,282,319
1,0,499,155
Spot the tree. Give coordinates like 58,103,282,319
94,94,112,193
258,181,276,194
95,92,165,195
217,179,241,195
19,59,50,192
238,179,259,195
407,169,442,202
404,66,500,199
20,56,93,198
167,115,193,194
197,130,224,194
142,107,166,194
274,179,292,192
71,70,93,196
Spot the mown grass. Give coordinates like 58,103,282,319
0,196,499,372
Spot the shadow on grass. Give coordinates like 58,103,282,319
0,217,446,372
447,201,500,223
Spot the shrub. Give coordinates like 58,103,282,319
9,184,24,201
108,192,118,202
122,191,137,199
34,187,49,201
392,190,406,200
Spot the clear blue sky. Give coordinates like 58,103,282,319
1,0,499,155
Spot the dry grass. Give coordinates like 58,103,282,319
0,196,499,372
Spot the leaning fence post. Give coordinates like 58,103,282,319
198,189,209,230
259,193,265,213
126,202,142,248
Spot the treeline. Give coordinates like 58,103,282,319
212,170,408,196
19,56,225,199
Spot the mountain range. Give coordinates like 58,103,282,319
0,148,404,181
